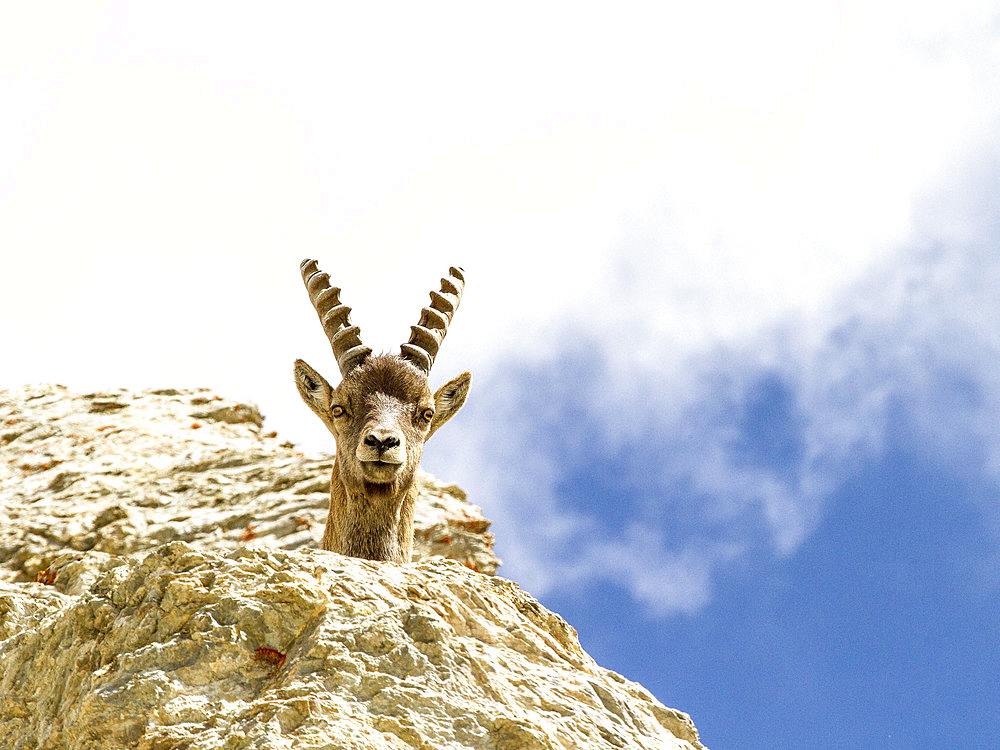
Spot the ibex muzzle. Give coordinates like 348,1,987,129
294,259,471,563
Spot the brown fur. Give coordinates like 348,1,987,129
295,354,470,563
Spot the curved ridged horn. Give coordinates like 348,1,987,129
400,267,465,374
300,259,372,377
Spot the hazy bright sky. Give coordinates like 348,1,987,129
3,3,1000,747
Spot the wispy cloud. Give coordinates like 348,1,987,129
428,163,1000,614
3,2,999,618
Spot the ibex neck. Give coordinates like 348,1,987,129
324,460,418,563
341,488,401,561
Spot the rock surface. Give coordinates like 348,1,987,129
0,385,706,749
0,384,498,582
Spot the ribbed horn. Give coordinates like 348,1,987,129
300,259,372,377
400,267,465,374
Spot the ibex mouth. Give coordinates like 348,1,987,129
361,459,403,482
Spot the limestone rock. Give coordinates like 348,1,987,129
0,544,703,749
0,385,706,749
0,384,499,582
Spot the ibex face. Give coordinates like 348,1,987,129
295,354,469,497
294,259,471,563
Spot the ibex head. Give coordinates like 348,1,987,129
293,259,471,562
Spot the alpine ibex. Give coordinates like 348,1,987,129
294,259,471,563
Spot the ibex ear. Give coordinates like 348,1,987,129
294,359,336,433
427,371,472,440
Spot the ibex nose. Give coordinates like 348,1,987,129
363,430,401,453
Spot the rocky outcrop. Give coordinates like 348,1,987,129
0,385,498,582
0,385,706,749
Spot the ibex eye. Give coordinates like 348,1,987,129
422,408,434,422
332,406,345,418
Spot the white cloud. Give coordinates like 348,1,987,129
3,1,1000,612
431,201,1000,614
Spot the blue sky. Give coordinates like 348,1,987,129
431,226,1000,747
3,3,1000,747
